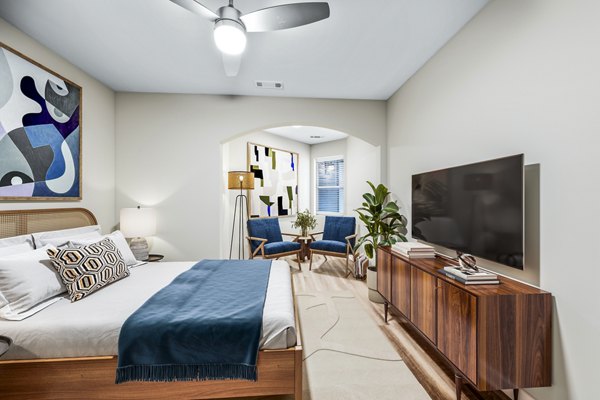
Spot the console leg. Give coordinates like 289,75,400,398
384,302,389,323
513,388,519,400
454,374,463,400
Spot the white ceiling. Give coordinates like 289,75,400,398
265,126,348,144
0,0,488,100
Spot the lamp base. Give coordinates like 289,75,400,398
129,237,149,261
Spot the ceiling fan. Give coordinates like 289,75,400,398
169,0,330,77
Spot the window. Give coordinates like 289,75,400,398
316,157,344,214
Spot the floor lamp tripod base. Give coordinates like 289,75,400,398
229,192,249,260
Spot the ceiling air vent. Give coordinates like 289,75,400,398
255,80,284,90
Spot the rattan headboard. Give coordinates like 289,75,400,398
0,208,98,239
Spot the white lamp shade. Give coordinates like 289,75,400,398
120,207,156,238
214,19,247,55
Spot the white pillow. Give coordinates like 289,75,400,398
38,231,102,248
0,246,66,321
0,243,34,257
0,234,34,250
70,231,139,267
32,225,101,248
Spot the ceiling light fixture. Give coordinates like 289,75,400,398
213,14,246,55
169,0,330,76
310,135,323,139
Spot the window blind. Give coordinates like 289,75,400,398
316,158,344,213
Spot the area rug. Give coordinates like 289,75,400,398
296,291,430,400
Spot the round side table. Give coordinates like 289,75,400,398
147,254,164,262
297,237,313,261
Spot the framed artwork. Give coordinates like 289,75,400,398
247,142,298,217
0,42,82,200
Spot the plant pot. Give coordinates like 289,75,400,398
367,267,385,303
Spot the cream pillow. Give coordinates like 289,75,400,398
0,246,66,320
69,230,139,267
32,225,101,248
38,231,102,248
0,234,34,250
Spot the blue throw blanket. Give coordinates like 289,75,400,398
116,259,272,383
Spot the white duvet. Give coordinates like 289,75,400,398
0,260,296,360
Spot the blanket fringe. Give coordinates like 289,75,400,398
115,363,257,384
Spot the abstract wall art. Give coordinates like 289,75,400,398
0,43,82,200
247,142,298,217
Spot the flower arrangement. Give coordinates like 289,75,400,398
292,209,317,237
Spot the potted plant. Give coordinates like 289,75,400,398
292,209,317,237
355,182,408,302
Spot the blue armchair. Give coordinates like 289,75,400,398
246,217,301,267
309,216,357,276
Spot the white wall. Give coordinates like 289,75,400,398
386,1,600,399
222,130,311,258
115,93,386,261
0,18,116,231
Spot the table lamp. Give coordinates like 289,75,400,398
120,206,156,261
228,171,254,259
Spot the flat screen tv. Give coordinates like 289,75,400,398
412,154,524,269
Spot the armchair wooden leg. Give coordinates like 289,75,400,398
309,252,313,271
296,252,301,269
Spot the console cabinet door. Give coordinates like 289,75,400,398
391,257,411,316
410,267,437,343
376,248,392,301
437,280,477,383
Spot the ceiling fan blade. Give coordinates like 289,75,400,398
222,53,242,77
241,2,330,33
169,0,218,21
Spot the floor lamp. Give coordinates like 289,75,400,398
228,171,254,259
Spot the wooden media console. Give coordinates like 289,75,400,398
376,247,552,400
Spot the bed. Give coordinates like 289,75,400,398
0,208,303,400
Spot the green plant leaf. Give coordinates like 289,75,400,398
364,243,374,259
354,180,407,259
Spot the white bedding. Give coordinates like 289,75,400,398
0,260,296,360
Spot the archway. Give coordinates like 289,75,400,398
220,125,381,259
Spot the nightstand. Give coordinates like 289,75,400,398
0,335,12,357
147,254,164,262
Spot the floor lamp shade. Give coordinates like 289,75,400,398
228,171,254,190
120,207,156,261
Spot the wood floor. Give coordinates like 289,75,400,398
289,255,511,400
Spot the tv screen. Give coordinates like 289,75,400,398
412,154,524,269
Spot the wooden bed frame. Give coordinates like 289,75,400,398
0,208,303,400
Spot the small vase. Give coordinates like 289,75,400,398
301,228,308,237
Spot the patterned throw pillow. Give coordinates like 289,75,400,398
47,238,129,302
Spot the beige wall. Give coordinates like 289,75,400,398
386,1,600,399
0,18,116,231
115,93,386,261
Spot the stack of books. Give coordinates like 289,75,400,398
439,266,500,285
392,242,435,258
